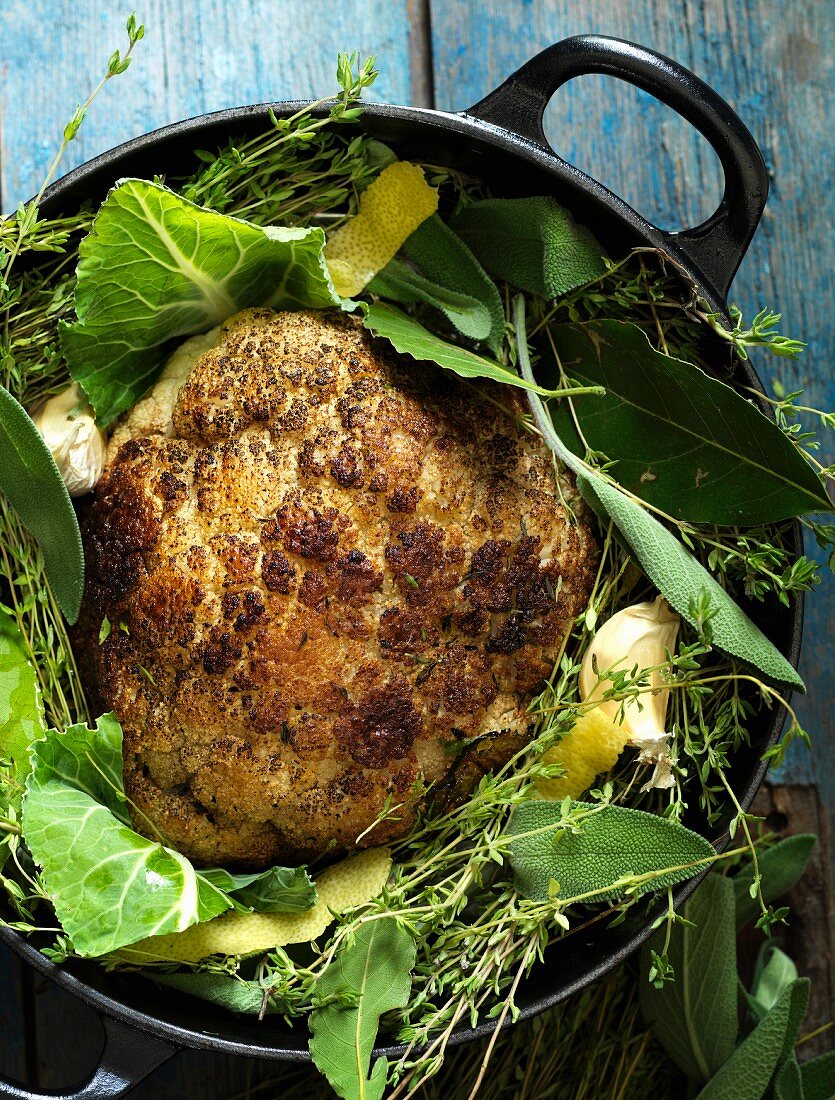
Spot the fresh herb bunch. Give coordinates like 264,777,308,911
217,835,829,1100
1,28,833,1100
172,55,382,224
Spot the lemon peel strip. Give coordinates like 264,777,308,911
534,710,629,801
324,162,438,297
118,847,392,964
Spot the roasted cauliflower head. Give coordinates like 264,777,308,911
79,309,596,868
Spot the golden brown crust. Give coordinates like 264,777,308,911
78,309,596,868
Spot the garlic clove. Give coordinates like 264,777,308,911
580,595,680,742
30,384,106,497
536,597,681,800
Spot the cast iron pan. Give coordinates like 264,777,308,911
0,35,803,1099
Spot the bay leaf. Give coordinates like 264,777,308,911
0,385,84,623
309,917,416,1100
548,320,830,523
514,299,803,689
362,302,560,396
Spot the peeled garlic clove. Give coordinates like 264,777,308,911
30,384,106,497
580,595,680,746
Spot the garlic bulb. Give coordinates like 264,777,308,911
580,596,680,789
30,384,106,496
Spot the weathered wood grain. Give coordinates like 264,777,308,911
750,784,834,1060
0,0,416,212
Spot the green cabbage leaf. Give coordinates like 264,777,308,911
22,713,315,956
60,178,339,426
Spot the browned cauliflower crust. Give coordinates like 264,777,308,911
79,309,596,868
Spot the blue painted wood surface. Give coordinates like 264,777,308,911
0,0,417,207
0,1,831,1093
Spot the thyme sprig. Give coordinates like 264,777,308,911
174,53,380,225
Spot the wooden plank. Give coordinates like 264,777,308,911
0,0,416,212
750,783,834,1059
429,0,834,796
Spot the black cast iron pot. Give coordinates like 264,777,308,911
0,35,803,1099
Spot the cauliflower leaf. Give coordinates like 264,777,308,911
0,608,45,857
60,179,340,426
121,847,392,963
22,714,316,957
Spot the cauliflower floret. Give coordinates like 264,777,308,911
106,328,220,461
80,308,596,869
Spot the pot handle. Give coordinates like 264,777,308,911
464,33,769,300
0,1015,177,1099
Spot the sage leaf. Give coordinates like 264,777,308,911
733,834,815,928
578,473,804,688
749,943,798,1023
369,259,495,344
309,917,416,1100
400,213,505,351
154,972,275,1016
695,978,809,1100
362,302,558,396
800,1050,835,1100
200,865,316,913
451,196,606,297
640,873,738,1082
0,608,44,811
548,320,830,522
774,1055,804,1100
0,385,84,623
515,295,804,689
506,801,714,904
369,258,497,346
61,178,339,425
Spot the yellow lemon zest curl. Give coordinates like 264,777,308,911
534,709,630,801
118,847,392,964
324,161,438,297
